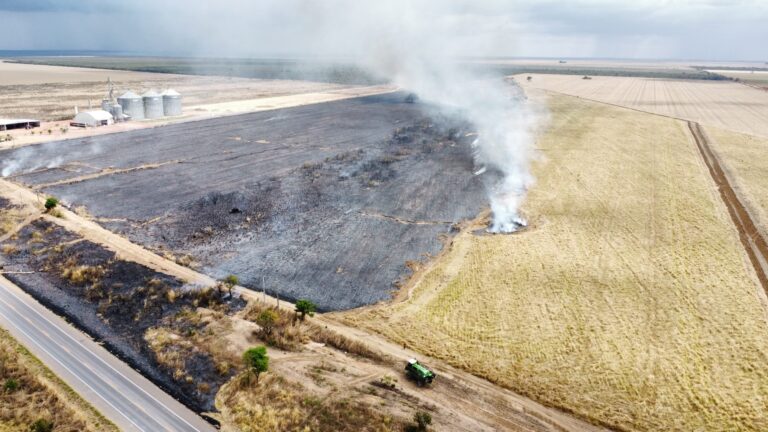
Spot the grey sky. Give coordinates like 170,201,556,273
1,0,765,61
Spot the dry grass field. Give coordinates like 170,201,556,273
520,74,768,138
341,93,768,431
706,127,768,238
0,60,352,121
0,328,116,432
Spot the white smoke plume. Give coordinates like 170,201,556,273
120,0,544,231
1,142,101,177
303,1,543,232
3,0,544,231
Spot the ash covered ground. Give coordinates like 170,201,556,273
1,93,488,310
0,219,241,412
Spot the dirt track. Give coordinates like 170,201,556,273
688,121,768,295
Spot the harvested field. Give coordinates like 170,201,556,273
0,93,485,310
0,327,117,432
706,126,768,239
0,218,244,413
0,60,351,121
520,74,768,138
340,93,768,431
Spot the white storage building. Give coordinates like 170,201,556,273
71,110,114,127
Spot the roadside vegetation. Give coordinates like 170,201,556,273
0,197,34,237
0,328,117,432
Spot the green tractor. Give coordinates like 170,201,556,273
405,359,436,386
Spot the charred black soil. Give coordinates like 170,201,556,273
0,93,488,310
0,219,243,412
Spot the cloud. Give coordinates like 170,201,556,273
0,0,765,61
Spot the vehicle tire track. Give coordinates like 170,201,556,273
688,121,768,295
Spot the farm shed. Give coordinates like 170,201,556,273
0,118,40,131
71,110,114,127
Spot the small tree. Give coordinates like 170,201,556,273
243,346,269,383
30,419,54,432
222,274,238,298
44,197,59,212
295,299,316,321
256,309,279,338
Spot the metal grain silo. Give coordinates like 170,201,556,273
162,89,182,117
110,103,124,122
142,89,164,119
117,91,144,120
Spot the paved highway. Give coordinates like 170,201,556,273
0,275,216,432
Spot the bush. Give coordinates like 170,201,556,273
404,411,432,432
256,309,279,338
44,197,59,212
3,378,19,392
295,299,316,321
30,419,54,432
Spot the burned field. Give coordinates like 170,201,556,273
0,219,243,413
0,93,486,310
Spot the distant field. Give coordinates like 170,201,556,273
520,74,768,138
10,56,732,84
341,93,768,431
7,57,384,85
0,60,351,121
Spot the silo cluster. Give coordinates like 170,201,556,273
114,89,183,121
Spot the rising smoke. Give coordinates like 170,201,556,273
2,0,544,231
1,141,102,177
137,0,545,231
303,1,543,232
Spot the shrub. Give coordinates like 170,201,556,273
256,309,279,338
30,419,54,432
44,197,59,212
404,411,432,432
3,378,19,392
295,299,316,321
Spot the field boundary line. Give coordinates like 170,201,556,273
687,121,768,297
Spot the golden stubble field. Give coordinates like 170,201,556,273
520,74,768,139
340,93,768,431
706,127,768,240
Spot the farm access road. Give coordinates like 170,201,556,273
0,177,607,432
688,122,768,296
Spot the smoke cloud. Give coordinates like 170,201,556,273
1,142,101,177
300,1,543,232
2,0,545,231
